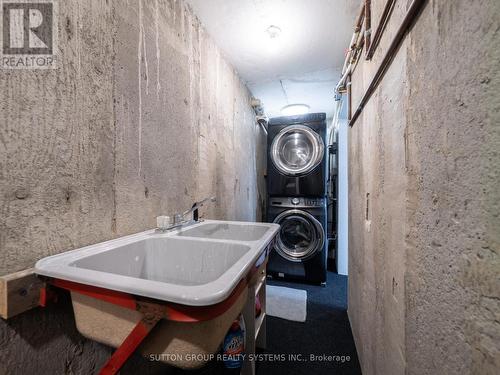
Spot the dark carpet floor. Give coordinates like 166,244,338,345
257,272,362,375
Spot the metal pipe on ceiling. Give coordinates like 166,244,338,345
336,2,366,93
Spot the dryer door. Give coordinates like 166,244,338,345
273,209,325,262
271,125,324,176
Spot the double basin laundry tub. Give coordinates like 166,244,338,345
35,220,279,369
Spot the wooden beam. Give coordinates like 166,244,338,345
0,268,44,319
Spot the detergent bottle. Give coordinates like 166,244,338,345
221,314,245,372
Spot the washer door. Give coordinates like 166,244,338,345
273,209,325,262
271,125,324,176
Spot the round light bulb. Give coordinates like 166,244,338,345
266,25,282,39
281,104,310,116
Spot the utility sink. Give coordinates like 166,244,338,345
35,220,279,306
35,219,279,369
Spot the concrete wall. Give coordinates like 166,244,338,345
0,0,265,373
404,1,499,374
348,0,499,374
348,1,408,373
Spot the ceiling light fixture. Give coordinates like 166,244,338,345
265,25,282,39
281,104,310,116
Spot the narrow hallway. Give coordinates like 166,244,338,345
0,1,498,375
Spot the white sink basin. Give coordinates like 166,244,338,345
72,237,251,286
35,220,279,306
176,222,271,241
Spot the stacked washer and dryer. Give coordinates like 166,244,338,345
266,113,328,285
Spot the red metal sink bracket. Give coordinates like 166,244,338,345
42,278,250,374
99,301,164,375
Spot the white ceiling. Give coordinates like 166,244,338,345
187,0,360,118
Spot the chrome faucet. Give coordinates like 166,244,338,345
156,196,216,232
174,196,217,224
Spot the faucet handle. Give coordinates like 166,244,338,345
156,215,171,230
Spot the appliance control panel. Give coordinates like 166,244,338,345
270,197,325,208
304,198,324,207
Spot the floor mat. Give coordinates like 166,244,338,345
266,285,307,322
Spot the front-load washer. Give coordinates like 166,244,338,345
267,113,327,197
266,196,327,284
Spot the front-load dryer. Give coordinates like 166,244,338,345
267,113,327,197
266,197,327,284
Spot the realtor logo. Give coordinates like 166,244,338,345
1,0,58,68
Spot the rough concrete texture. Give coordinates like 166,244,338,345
0,0,265,373
405,0,500,374
348,0,500,374
348,1,409,374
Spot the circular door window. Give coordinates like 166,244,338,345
273,210,325,262
271,125,324,176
